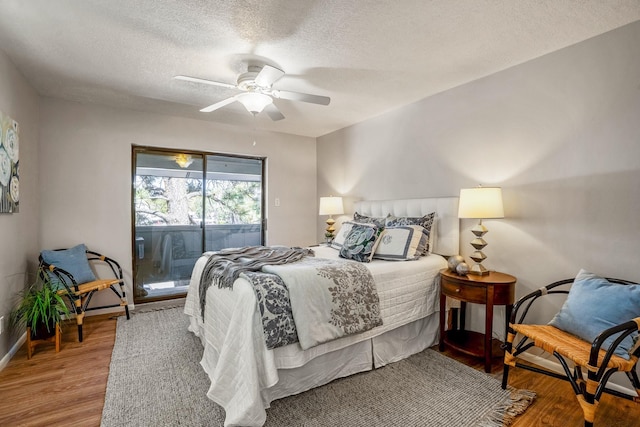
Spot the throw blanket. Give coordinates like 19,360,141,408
199,246,314,318
264,257,382,350
241,272,299,350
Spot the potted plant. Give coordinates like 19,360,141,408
10,269,70,340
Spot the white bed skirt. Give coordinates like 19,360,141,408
262,312,440,404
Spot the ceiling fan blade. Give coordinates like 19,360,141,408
200,97,237,113
174,75,237,90
272,89,330,106
264,103,285,121
254,65,285,87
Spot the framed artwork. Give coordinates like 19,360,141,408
0,110,19,213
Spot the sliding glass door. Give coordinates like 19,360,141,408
132,147,264,302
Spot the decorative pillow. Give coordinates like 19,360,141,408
548,269,640,360
353,212,387,228
385,212,435,254
339,223,383,263
41,243,96,289
330,221,355,250
373,226,426,261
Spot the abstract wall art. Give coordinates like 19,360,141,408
0,110,19,213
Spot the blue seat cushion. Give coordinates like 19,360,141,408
41,244,96,289
549,269,640,360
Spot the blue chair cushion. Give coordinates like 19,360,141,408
549,269,640,360
41,244,96,289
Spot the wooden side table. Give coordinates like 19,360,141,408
438,269,516,372
26,324,61,359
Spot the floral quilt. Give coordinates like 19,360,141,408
201,246,382,351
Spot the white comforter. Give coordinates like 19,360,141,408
183,246,446,427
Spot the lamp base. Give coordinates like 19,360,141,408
468,263,490,276
468,220,490,275
325,216,336,243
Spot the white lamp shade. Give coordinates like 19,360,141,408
236,92,273,114
458,187,504,219
319,196,344,216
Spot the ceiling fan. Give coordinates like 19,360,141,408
175,65,330,121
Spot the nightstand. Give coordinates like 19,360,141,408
438,269,516,372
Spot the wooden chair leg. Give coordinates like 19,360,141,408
502,330,516,389
576,377,599,427
75,298,85,342
55,323,61,353
502,365,510,389
119,282,130,320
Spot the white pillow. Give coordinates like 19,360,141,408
373,225,426,261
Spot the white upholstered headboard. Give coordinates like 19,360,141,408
354,197,459,256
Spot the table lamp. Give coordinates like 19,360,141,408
458,186,504,275
319,196,344,243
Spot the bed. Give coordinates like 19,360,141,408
183,197,459,426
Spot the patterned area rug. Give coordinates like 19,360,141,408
101,306,534,426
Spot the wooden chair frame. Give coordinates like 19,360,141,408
39,249,130,342
502,277,640,427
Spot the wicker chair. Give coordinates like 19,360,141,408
502,277,640,427
39,248,130,342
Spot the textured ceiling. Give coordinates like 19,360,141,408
0,1,639,137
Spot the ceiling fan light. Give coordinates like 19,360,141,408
236,92,272,114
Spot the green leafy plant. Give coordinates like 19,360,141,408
10,269,71,337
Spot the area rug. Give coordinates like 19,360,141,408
101,307,534,426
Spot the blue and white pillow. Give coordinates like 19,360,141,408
339,223,382,263
373,225,426,261
330,221,355,250
549,269,640,360
353,212,387,228
385,212,435,254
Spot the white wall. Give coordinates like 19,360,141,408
318,22,640,342
0,50,40,359
38,98,317,308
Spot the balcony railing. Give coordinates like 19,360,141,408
135,223,262,284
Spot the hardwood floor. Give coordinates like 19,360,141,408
0,314,638,426
0,314,117,427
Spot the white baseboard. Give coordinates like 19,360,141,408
0,332,26,372
518,352,637,396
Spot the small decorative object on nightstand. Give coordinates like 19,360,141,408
439,268,516,373
447,255,464,272
319,196,344,243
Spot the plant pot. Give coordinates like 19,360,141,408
30,321,58,341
